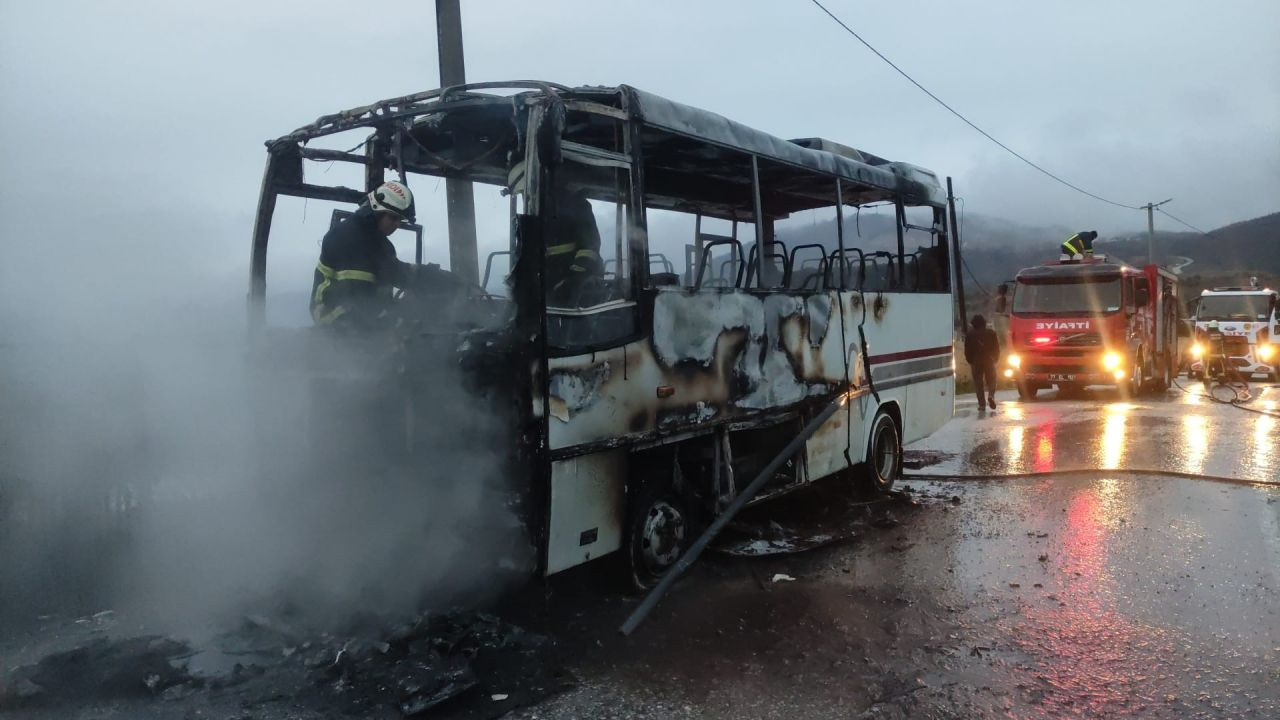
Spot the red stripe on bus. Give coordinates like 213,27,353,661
868,345,953,365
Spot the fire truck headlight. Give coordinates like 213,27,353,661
1113,369,1126,380
1103,352,1122,370
1190,343,1204,359
1259,344,1275,361
1003,368,1014,378
1007,353,1021,368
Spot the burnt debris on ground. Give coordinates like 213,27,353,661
1,608,572,718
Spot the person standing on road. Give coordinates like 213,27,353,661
965,314,1001,411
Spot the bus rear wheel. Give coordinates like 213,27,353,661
858,411,901,494
622,471,689,591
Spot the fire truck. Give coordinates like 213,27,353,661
1002,255,1180,399
1187,283,1280,382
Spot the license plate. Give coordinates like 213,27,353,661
1048,374,1076,382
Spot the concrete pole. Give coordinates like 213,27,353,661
1145,198,1172,266
435,0,479,284
1152,202,1162,263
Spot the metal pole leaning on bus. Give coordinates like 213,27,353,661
619,391,851,635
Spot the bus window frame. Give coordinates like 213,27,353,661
541,100,649,358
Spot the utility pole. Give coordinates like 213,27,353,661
1142,198,1173,265
946,177,967,330
435,0,479,284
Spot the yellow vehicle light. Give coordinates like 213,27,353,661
1103,352,1122,370
1190,343,1204,358
1007,353,1021,368
1259,344,1275,361
1113,369,1126,380
1003,368,1014,378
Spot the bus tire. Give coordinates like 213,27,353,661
622,472,690,591
858,411,901,494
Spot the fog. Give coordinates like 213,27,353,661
2,0,1277,633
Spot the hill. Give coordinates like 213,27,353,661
958,211,1280,298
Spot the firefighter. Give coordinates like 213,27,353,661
546,185,604,305
1061,230,1099,259
964,314,1001,411
310,181,460,330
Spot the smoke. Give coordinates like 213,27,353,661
0,212,531,639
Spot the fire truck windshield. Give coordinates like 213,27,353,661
1012,278,1122,316
1196,294,1271,322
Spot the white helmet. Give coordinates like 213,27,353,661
368,180,415,222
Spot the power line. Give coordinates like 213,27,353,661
807,0,1144,211
955,198,992,297
962,255,993,298
1156,207,1213,236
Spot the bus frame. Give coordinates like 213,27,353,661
248,81,959,586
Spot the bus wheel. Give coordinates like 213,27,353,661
623,478,689,590
859,411,901,494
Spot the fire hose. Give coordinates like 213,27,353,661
903,467,1275,488
1170,376,1280,419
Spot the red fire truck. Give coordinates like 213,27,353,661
1002,256,1180,399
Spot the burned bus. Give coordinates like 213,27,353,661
248,82,958,587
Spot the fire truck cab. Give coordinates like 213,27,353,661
1188,285,1280,382
1003,256,1179,399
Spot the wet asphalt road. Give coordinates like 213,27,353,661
512,382,1280,719
4,382,1278,719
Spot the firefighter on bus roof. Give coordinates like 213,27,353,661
309,181,463,330
1061,230,1099,259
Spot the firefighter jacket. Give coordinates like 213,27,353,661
310,205,416,329
546,192,603,303
1061,231,1098,257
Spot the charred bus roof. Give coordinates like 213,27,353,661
265,81,945,217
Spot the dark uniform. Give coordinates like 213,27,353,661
310,205,416,330
964,315,1001,410
546,190,604,304
1061,230,1098,258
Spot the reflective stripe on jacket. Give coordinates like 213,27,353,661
309,205,414,329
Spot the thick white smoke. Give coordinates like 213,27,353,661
0,206,530,640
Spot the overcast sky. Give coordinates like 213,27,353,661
1,0,1277,313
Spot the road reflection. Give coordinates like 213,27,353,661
1006,425,1024,471
1182,415,1208,475
1033,423,1056,473
1100,403,1131,470
1006,483,1177,715
1250,414,1276,480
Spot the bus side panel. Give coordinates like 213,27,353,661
545,290,851,453
902,375,954,444
861,292,954,442
804,292,954,481
546,450,625,575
